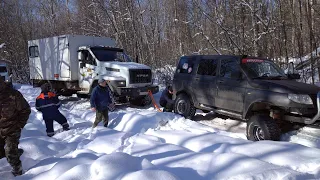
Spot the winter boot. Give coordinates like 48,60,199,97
12,164,22,176
47,132,54,137
62,123,70,131
63,127,70,131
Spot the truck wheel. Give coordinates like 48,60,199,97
76,93,89,98
247,115,281,141
202,110,210,113
174,93,196,119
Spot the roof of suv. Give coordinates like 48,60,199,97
181,55,269,61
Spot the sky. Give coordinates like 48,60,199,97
0,84,319,179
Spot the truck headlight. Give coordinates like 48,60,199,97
117,81,126,87
288,94,313,105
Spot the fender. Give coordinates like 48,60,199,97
243,100,274,120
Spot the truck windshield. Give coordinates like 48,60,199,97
0,66,7,73
241,59,286,79
91,49,132,62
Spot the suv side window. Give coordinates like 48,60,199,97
197,59,218,76
220,59,239,78
177,57,194,74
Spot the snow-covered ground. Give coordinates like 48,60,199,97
1,84,320,179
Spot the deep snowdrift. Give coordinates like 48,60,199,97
0,84,319,179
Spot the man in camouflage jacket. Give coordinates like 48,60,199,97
0,78,31,176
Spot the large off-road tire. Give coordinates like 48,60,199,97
174,93,196,119
247,114,281,141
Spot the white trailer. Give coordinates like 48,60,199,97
28,35,159,106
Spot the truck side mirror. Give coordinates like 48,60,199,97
79,62,85,68
78,51,84,61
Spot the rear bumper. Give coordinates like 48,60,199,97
117,85,159,97
284,92,320,124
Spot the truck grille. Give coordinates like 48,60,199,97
129,69,152,84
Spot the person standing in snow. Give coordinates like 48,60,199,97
0,77,31,176
159,85,175,112
90,79,114,128
35,83,70,137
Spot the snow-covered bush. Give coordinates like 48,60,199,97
152,65,176,86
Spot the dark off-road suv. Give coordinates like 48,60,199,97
172,55,320,141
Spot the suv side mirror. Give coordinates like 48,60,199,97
286,62,300,79
288,62,294,74
287,73,300,80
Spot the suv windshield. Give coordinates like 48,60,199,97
0,66,7,73
91,48,132,62
241,59,286,79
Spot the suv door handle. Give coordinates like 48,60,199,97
217,80,224,83
195,77,200,81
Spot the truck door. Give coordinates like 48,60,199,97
216,58,246,113
79,50,97,91
58,37,70,78
193,58,218,107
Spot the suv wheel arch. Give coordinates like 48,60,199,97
244,101,273,120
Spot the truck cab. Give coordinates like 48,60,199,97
77,46,158,106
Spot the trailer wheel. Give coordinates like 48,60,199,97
247,114,281,141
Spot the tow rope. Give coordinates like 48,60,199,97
148,90,162,112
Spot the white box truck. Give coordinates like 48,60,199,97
28,34,159,106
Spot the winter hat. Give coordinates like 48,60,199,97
98,78,106,84
168,85,173,92
41,83,50,92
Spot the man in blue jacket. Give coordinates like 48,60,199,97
36,83,70,137
159,85,174,112
90,78,114,128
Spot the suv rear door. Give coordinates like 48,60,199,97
192,57,218,107
173,56,196,97
216,57,247,113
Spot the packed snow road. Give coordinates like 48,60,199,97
1,84,319,179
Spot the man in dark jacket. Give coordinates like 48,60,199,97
90,79,114,128
159,85,174,112
36,83,70,137
0,78,31,176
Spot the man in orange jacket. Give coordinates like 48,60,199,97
35,83,70,137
